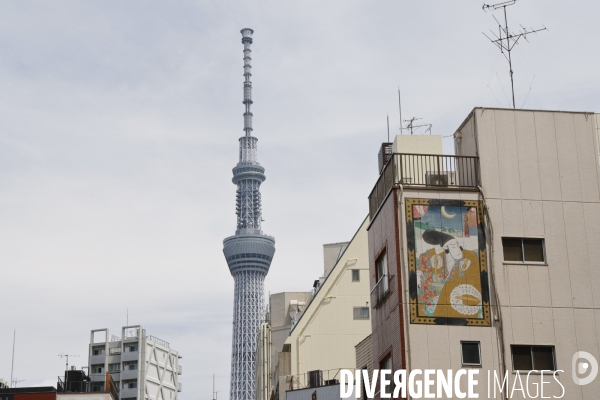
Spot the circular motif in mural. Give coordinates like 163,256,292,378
450,284,482,316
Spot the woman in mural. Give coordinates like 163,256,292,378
416,229,483,319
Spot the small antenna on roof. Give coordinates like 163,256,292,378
398,87,403,135
387,114,390,142
482,0,547,108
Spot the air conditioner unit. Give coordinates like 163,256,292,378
425,172,456,186
307,370,323,388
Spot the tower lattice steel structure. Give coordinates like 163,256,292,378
223,28,275,400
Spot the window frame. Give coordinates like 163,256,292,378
353,307,370,320
351,269,360,282
510,345,557,372
372,247,390,306
460,341,482,367
501,237,547,264
375,248,389,282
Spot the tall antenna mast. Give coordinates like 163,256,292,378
397,87,403,134
10,330,15,388
482,0,547,108
386,114,390,142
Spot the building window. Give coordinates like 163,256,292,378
352,269,360,282
92,347,105,356
125,344,139,352
109,347,122,355
92,365,103,374
502,238,545,263
353,307,370,319
123,380,138,389
379,354,392,396
511,345,556,371
461,342,481,366
373,250,389,304
108,363,120,372
124,362,138,370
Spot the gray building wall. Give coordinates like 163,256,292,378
89,326,181,400
453,108,600,398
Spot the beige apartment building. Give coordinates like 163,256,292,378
367,108,600,398
256,217,372,400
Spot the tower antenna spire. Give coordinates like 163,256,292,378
482,0,547,108
223,28,276,400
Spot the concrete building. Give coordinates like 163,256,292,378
274,217,371,400
0,387,56,400
88,326,181,400
367,108,600,398
256,292,311,400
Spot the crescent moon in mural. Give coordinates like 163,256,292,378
441,206,456,219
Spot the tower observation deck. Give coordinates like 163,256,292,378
222,28,275,400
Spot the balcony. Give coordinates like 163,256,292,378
368,153,480,219
286,368,348,391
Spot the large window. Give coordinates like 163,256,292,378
353,307,370,320
511,345,556,371
92,346,105,356
125,343,139,352
502,238,545,263
461,342,481,366
373,250,389,304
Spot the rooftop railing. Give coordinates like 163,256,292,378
147,335,170,349
287,368,350,391
57,373,119,400
368,153,480,219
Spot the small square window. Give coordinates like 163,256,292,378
353,307,370,319
352,270,360,282
511,345,556,371
502,238,545,263
461,342,481,366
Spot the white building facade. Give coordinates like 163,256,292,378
88,326,182,400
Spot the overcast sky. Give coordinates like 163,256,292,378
0,1,598,399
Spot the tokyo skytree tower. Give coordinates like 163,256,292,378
223,28,275,400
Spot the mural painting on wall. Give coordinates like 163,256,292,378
406,198,490,326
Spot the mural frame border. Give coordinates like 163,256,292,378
405,197,491,327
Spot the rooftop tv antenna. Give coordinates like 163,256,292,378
482,0,547,108
58,354,79,371
403,117,432,135
11,379,25,388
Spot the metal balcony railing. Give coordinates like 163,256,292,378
147,335,170,349
287,368,351,391
368,153,480,219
